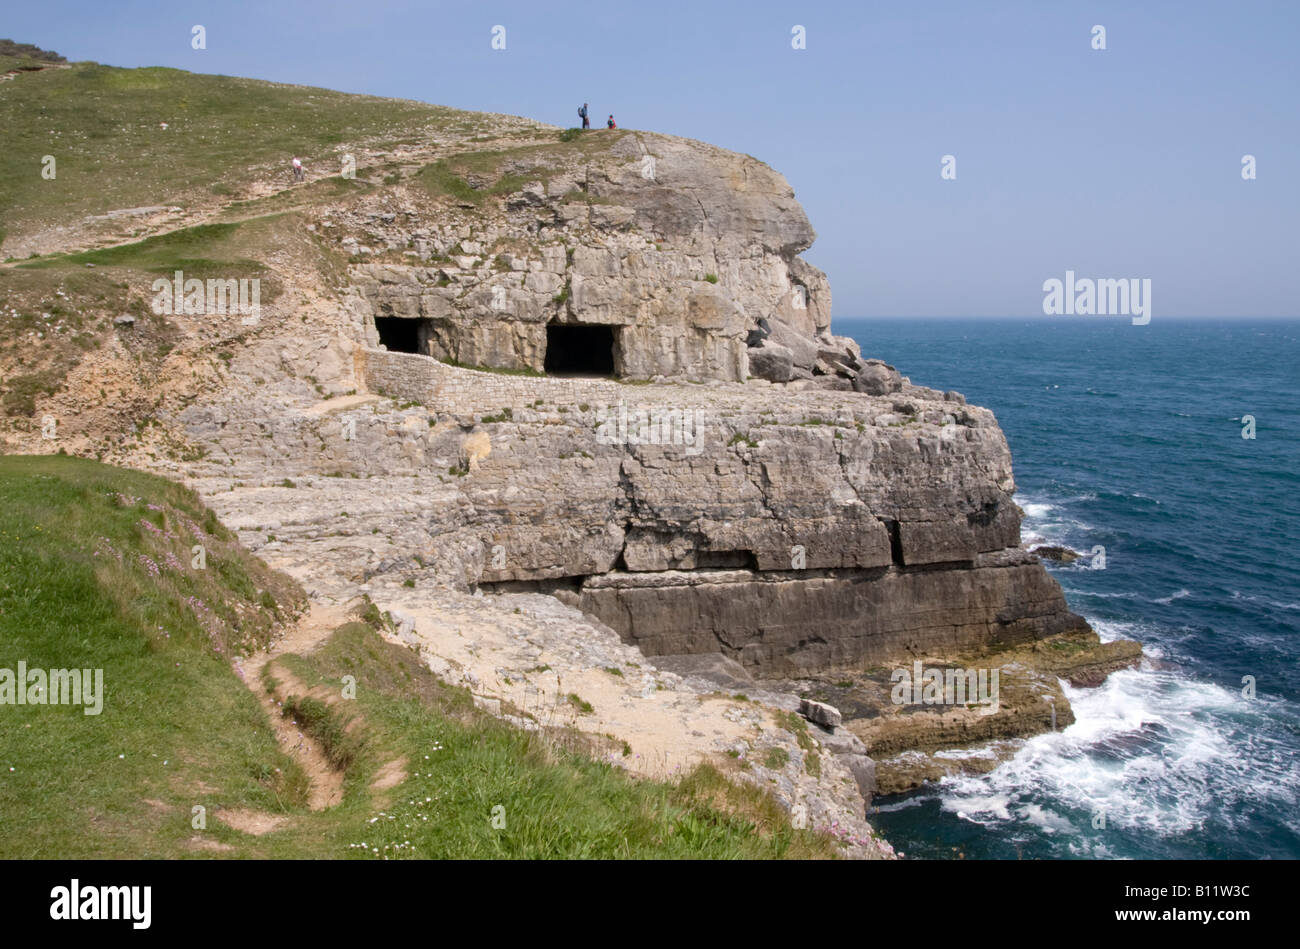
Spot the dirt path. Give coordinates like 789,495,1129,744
236,602,350,811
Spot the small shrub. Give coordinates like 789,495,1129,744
763,747,790,769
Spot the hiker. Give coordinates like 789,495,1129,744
291,157,304,182
606,114,616,129
578,102,589,129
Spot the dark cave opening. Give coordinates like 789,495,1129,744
544,323,616,376
375,316,427,355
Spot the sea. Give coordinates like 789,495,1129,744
837,317,1300,860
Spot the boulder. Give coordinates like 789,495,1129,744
747,340,795,383
820,333,864,363
816,726,867,756
817,347,858,376
767,319,821,370
1031,545,1080,564
852,359,903,395
799,698,843,728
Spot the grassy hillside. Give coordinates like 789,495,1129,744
0,454,307,857
0,456,837,858
0,61,526,246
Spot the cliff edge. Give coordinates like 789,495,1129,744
0,64,1138,840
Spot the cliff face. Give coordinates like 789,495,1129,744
141,129,1099,681
346,130,833,383
4,109,1134,807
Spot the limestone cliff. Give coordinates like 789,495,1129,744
2,111,1136,812
344,130,833,383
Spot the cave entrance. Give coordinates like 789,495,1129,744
375,317,428,355
544,323,616,376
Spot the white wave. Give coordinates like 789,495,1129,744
1088,619,1147,643
1231,590,1300,612
1064,589,1143,602
1021,502,1054,519
1016,803,1080,836
872,796,926,814
934,666,1300,842
1153,588,1191,605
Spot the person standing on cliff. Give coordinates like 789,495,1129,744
578,103,589,129
606,114,616,129
291,156,304,182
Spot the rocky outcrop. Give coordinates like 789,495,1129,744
6,116,1135,813
338,130,856,387
571,553,1090,674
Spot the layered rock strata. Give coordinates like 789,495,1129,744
7,120,1139,811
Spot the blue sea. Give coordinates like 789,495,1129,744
839,317,1300,860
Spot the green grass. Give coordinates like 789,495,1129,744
416,155,532,207
0,455,838,859
0,54,54,73
776,709,822,777
0,455,306,857
566,693,595,715
0,40,66,64
0,63,477,246
762,747,790,769
415,130,633,208
20,221,260,274
14,216,293,317
267,623,838,858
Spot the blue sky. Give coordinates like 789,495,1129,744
9,0,1298,317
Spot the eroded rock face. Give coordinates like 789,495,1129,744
341,131,836,383
21,121,1122,774
573,553,1089,674
180,370,1092,678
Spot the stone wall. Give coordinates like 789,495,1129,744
358,346,626,415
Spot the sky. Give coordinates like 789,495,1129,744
8,0,1299,318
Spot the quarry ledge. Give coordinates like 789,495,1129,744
478,547,1050,595
471,548,1093,676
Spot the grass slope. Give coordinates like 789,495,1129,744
261,622,838,859
0,63,475,241
0,456,837,859
0,454,307,857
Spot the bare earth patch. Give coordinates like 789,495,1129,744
214,808,290,836
369,757,408,792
